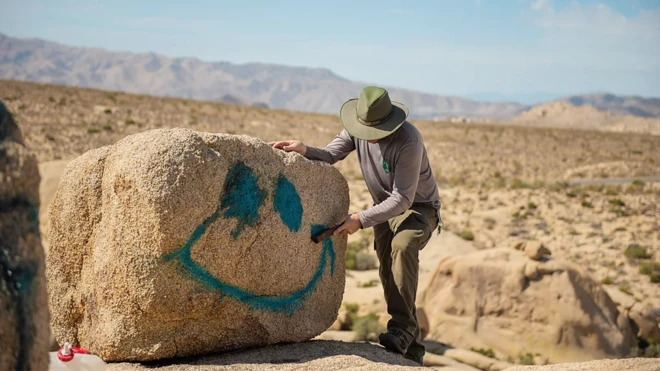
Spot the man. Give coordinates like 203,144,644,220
270,86,441,365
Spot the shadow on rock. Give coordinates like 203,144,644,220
108,341,423,370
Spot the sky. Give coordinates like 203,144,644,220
2,0,660,102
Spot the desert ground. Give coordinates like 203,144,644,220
2,79,659,369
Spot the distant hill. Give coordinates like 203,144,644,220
559,93,660,118
0,33,527,120
2,33,658,121
513,101,660,135
463,92,563,105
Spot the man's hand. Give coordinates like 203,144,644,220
269,140,307,156
334,214,362,235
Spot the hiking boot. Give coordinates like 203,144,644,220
404,351,424,365
404,338,425,365
378,330,409,355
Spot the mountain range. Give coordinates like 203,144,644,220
1,33,659,120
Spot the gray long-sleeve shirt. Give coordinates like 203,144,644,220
304,121,441,229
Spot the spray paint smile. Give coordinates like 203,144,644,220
163,162,335,315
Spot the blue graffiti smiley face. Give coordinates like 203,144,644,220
163,161,335,316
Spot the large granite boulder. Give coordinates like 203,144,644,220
0,100,51,370
419,247,636,363
47,128,350,361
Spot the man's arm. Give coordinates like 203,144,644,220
303,130,355,164
356,142,424,229
270,130,355,165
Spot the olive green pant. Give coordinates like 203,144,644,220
374,203,438,359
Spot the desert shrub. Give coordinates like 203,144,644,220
581,200,593,208
103,125,113,132
345,242,360,270
549,182,569,191
624,244,651,260
484,217,497,230
613,227,627,232
604,186,620,196
601,277,613,285
87,128,100,134
639,262,660,275
527,202,537,210
518,352,535,365
626,180,646,194
358,279,379,288
651,273,660,283
471,347,496,358
125,119,136,125
608,199,625,207
48,96,56,102
611,208,629,217
344,302,359,323
345,239,377,271
58,97,66,106
352,313,385,342
629,339,660,358
566,191,578,198
104,108,112,114
510,179,532,189
355,252,377,270
46,134,55,141
619,286,633,296
458,229,475,241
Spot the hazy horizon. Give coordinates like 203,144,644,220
3,0,659,100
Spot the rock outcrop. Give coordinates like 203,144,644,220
0,100,51,370
424,342,512,371
605,286,660,343
503,358,660,371
513,101,660,135
47,128,350,361
513,240,551,261
419,248,636,363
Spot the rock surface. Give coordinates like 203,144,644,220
106,340,424,370
0,100,50,370
47,128,350,361
605,286,660,343
503,358,660,371
424,342,512,371
513,240,551,261
419,248,636,363
37,159,69,252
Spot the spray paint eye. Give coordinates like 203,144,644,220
273,173,303,233
219,162,267,239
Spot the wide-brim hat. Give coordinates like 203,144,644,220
340,86,409,141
